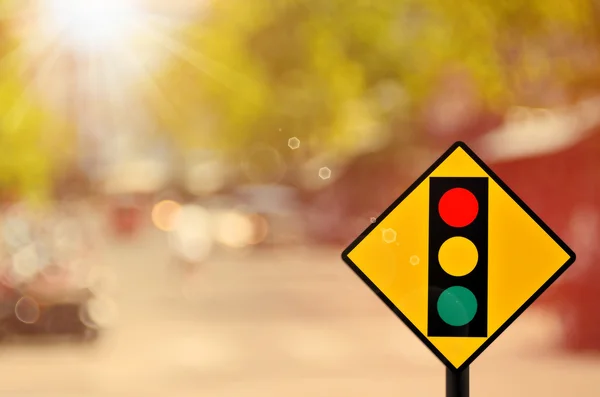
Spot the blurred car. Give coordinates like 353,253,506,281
0,207,101,341
0,273,99,342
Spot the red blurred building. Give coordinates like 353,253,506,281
475,106,600,351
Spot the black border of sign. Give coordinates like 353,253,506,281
340,141,576,372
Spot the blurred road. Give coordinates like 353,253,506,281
0,227,598,397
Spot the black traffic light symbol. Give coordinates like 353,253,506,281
427,177,488,337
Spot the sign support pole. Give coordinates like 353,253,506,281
446,366,469,397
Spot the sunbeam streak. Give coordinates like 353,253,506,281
139,25,240,96
5,44,64,131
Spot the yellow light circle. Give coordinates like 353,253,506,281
248,214,270,245
151,200,181,231
438,237,478,277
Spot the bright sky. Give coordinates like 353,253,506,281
41,0,142,53
4,0,205,168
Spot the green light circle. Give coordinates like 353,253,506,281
436,286,478,327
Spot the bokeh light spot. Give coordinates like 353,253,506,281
169,205,214,263
214,211,255,248
288,137,301,150
15,296,40,324
382,228,397,243
12,244,40,280
85,295,119,328
247,214,270,245
152,200,181,231
318,167,332,180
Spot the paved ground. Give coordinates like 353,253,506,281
0,227,598,397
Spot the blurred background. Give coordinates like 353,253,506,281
0,0,598,396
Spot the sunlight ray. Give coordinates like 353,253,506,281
136,23,244,98
0,0,38,22
120,47,181,126
0,41,31,73
3,38,65,132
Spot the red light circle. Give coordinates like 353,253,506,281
438,188,479,228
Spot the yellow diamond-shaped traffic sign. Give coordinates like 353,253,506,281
341,141,576,372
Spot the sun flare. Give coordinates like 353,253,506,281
0,0,206,159
40,0,141,53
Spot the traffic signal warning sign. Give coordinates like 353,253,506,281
341,141,575,372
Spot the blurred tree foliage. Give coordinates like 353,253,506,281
0,12,74,203
148,0,597,160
